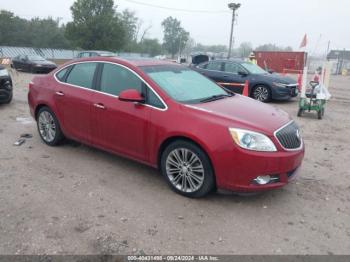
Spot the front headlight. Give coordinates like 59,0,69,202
0,69,9,77
272,82,287,88
229,128,277,152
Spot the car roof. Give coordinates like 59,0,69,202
71,56,179,68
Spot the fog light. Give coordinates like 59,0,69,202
254,175,271,185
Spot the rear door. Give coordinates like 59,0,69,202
53,62,98,144
222,61,248,94
197,61,227,83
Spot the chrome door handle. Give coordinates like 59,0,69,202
55,91,65,96
94,103,106,110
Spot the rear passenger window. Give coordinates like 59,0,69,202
198,63,208,69
56,67,70,81
207,62,222,71
100,63,143,96
66,63,97,89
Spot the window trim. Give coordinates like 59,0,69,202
54,61,168,112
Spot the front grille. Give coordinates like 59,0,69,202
275,121,302,150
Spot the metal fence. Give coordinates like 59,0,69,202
0,46,151,60
0,46,79,59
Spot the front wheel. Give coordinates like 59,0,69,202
37,107,65,146
161,140,215,198
252,85,271,103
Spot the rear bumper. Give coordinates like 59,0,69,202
0,79,13,103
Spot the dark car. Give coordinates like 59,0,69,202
0,65,13,104
12,55,57,73
192,59,299,103
76,50,116,58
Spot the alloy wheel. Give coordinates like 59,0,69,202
38,111,56,143
253,86,269,102
165,148,205,193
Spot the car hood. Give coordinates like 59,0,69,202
255,73,297,85
184,95,291,135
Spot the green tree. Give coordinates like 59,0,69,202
161,17,189,58
65,0,126,50
0,10,30,46
0,10,72,48
138,38,162,57
28,18,71,49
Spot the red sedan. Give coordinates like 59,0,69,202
28,57,304,198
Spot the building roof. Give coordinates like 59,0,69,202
327,50,350,60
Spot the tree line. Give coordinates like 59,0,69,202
0,0,292,58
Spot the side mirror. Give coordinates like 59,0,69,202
238,70,248,77
119,89,145,103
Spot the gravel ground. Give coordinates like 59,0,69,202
0,70,349,255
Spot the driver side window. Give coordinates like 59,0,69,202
99,63,143,96
99,63,165,109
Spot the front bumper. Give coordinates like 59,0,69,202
0,77,13,103
271,85,299,100
213,143,305,193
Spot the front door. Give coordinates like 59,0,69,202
90,63,151,162
221,62,248,94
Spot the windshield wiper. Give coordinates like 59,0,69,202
200,94,233,103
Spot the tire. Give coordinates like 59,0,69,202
252,85,271,103
5,92,13,104
37,107,64,146
297,108,303,117
160,140,215,198
317,109,323,120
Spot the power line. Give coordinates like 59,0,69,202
121,0,230,14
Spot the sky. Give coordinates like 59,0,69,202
0,0,349,54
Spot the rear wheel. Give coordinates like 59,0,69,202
252,85,271,103
37,107,64,146
318,108,324,120
161,140,215,198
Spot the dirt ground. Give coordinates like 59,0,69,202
0,69,349,255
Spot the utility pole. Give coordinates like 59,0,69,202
227,3,241,59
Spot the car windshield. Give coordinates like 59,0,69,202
27,55,45,61
241,62,267,74
142,65,229,104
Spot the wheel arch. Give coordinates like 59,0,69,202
34,104,50,120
